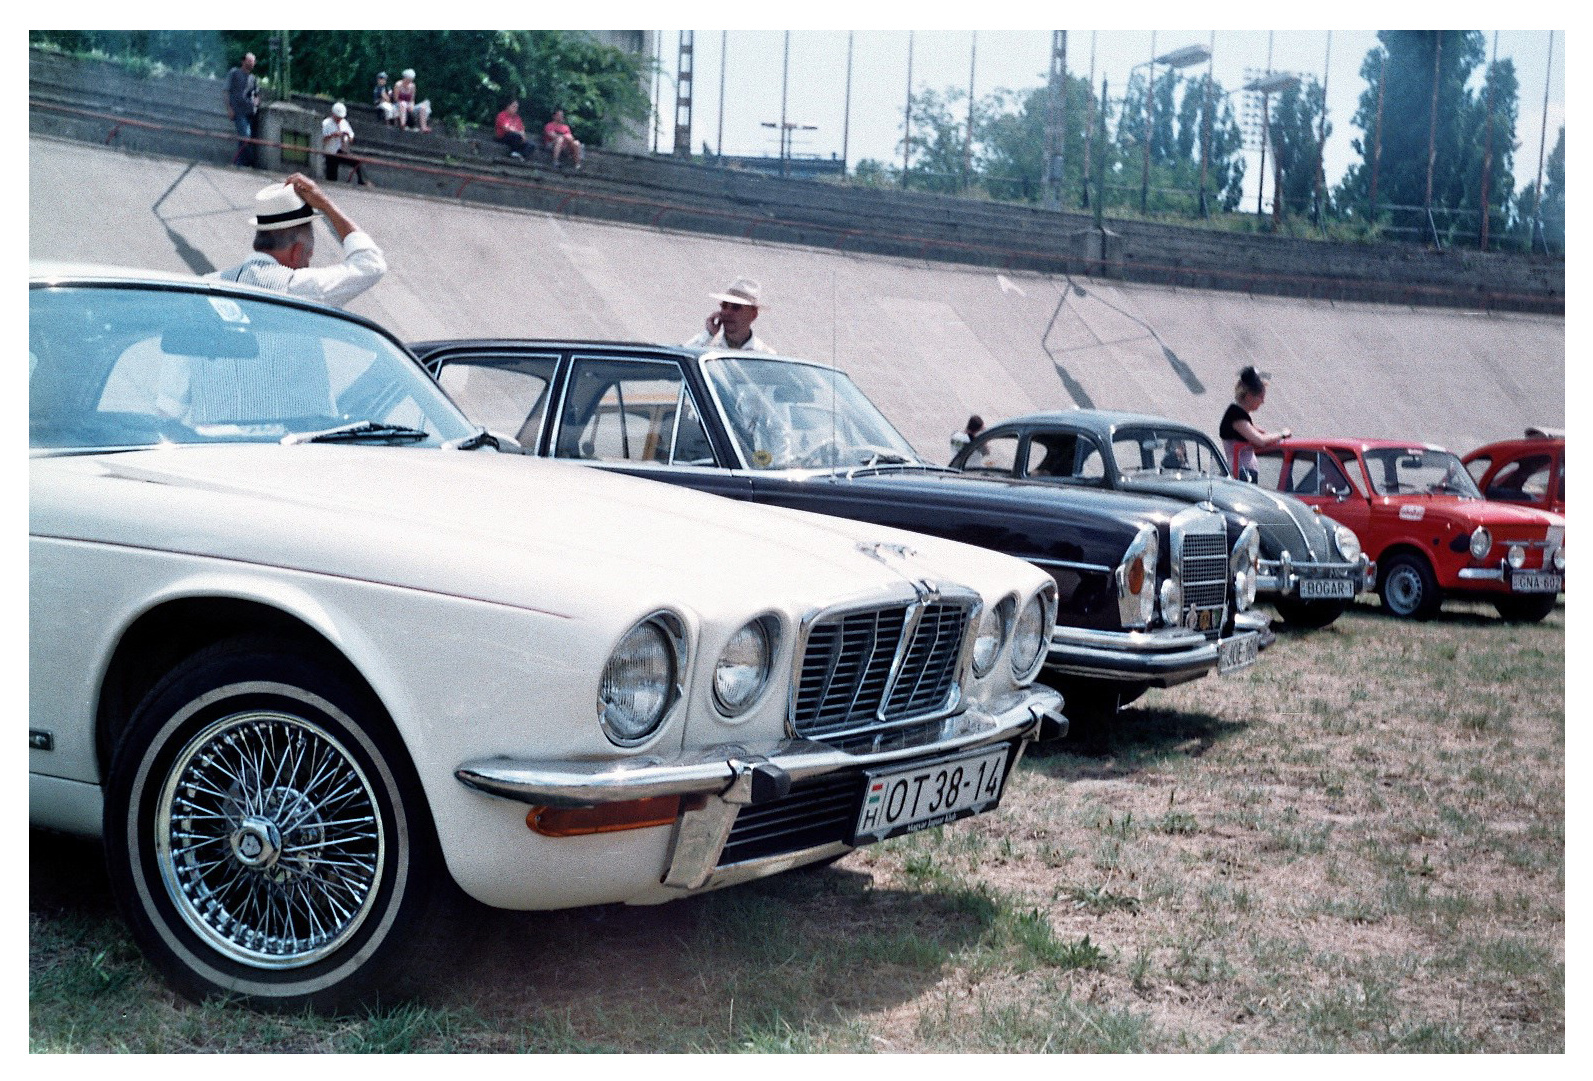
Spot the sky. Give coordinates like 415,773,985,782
645,28,1564,207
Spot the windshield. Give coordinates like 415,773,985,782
701,355,922,470
1112,426,1228,479
30,283,476,452
1362,447,1481,498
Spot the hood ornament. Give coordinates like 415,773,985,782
857,542,940,602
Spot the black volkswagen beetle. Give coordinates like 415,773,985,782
409,342,1274,724
950,410,1374,629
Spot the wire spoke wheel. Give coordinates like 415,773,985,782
155,709,385,969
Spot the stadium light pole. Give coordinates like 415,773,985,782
1245,70,1300,222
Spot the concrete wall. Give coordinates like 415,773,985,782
28,135,1563,463
31,48,1563,315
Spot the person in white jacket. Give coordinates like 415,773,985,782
319,102,367,185
210,174,385,309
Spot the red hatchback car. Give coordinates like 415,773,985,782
1258,439,1565,621
1462,429,1565,517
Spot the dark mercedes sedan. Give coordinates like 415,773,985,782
951,410,1374,629
410,341,1273,724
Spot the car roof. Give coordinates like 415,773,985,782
406,338,844,373
1464,436,1565,460
1282,437,1447,453
30,261,400,338
990,409,1211,437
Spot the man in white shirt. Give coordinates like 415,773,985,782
319,102,367,185
685,276,774,353
211,174,385,308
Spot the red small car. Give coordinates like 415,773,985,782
1462,429,1564,517
1258,439,1565,621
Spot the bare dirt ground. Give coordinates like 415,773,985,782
30,599,1563,1052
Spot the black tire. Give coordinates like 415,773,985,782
1272,595,1348,630
103,636,445,1014
1493,595,1558,623
1378,553,1442,620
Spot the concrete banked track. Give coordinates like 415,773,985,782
30,135,1563,459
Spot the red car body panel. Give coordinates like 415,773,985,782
1462,435,1565,516
1261,438,1564,600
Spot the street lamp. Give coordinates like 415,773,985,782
761,120,817,172
1135,40,1212,213
1243,70,1301,222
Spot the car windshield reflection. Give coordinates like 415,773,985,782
30,284,476,452
1112,427,1228,479
701,355,923,470
1363,448,1481,498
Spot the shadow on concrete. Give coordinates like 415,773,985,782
152,162,216,276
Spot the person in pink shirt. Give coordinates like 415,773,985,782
495,100,531,159
542,109,583,169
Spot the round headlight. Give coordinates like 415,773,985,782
972,598,1014,678
1010,594,1048,679
1231,524,1261,611
599,616,681,745
1469,526,1493,560
1554,546,1566,571
1333,522,1362,562
1507,544,1527,570
1159,577,1183,623
714,618,774,716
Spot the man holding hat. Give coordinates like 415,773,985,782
210,173,385,308
686,276,774,352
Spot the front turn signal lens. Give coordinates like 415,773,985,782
528,795,685,837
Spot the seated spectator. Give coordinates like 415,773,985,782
394,68,432,133
372,71,397,125
495,99,531,159
543,108,583,169
320,102,367,185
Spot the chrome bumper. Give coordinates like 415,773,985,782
1257,553,1374,596
1047,624,1216,686
456,687,1064,892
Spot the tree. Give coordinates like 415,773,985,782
31,29,650,147
1335,31,1517,245
902,86,981,193
1267,77,1330,218
1516,125,1565,254
975,76,1095,205
1176,76,1247,211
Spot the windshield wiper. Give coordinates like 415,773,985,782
281,420,430,446
441,427,500,451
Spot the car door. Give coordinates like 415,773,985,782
547,351,752,501
1276,447,1374,541
426,347,563,453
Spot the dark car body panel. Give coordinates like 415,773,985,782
952,410,1373,604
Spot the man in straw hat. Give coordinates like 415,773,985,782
686,276,774,352
210,173,385,308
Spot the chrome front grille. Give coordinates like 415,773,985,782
1181,533,1229,608
793,600,971,747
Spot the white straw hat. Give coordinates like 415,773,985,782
708,276,762,307
331,102,347,118
253,182,314,231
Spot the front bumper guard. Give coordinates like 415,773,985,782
456,686,1065,892
1258,553,1374,597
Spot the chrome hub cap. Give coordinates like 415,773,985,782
156,710,385,969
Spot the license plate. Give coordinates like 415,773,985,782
1511,572,1562,593
1217,631,1259,675
851,744,1012,845
1299,578,1355,599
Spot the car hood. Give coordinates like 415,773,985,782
832,468,1192,531
30,446,1043,619
1387,495,1566,533
1121,475,1336,560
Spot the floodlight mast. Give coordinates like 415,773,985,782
1136,40,1209,213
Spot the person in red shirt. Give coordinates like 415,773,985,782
543,109,584,170
495,100,530,160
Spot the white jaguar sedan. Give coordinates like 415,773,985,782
28,265,1065,1012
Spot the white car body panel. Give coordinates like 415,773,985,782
31,443,1056,909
